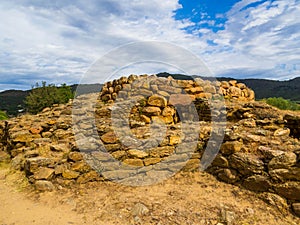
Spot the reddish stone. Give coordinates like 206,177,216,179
169,94,193,106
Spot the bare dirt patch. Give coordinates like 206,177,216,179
1,165,299,225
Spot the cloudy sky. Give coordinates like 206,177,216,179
0,0,299,91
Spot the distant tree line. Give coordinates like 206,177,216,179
25,81,74,114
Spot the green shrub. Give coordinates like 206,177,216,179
25,82,74,114
0,110,8,120
264,97,300,111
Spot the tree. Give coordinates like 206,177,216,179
0,110,8,120
265,97,300,111
25,82,74,114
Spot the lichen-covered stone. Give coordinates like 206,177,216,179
11,131,33,143
77,171,100,184
149,146,175,158
123,158,144,167
147,95,167,108
169,136,181,145
68,152,83,162
25,157,54,174
229,153,264,175
220,141,243,155
127,149,148,159
62,169,80,179
269,168,300,182
162,106,176,117
35,180,55,191
268,152,297,170
111,150,127,160
144,158,161,166
71,162,91,173
142,106,161,116
101,131,118,144
33,167,54,180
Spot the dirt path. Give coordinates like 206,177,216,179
0,168,84,225
1,167,300,225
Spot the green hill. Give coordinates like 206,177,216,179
0,84,102,116
0,90,29,116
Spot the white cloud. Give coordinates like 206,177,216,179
199,0,300,80
0,0,209,90
1,0,300,92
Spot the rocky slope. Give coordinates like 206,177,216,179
1,74,300,223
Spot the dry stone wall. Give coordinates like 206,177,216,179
0,74,300,217
100,74,255,103
99,74,254,124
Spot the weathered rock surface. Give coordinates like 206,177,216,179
35,180,55,191
274,182,300,201
292,203,300,217
242,175,272,192
268,152,297,170
229,153,264,175
259,192,289,215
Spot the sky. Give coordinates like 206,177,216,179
0,0,300,91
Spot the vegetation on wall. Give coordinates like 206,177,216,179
25,82,74,114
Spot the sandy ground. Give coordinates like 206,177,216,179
0,166,300,225
0,167,84,225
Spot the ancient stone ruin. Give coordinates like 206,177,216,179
99,74,255,103
0,74,300,217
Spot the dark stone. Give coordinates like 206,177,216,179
242,175,272,192
274,182,300,201
229,153,264,175
217,168,239,184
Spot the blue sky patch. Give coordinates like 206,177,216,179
175,0,239,33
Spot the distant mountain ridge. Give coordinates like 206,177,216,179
1,74,300,116
234,77,300,102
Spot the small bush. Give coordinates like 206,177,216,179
264,97,300,111
25,82,74,114
0,110,8,120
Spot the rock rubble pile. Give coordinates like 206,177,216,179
0,74,300,217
